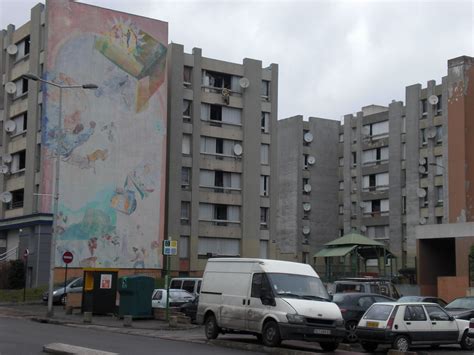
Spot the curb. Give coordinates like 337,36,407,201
211,339,316,354
0,301,44,306
43,342,118,355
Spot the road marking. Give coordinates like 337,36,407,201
43,342,119,355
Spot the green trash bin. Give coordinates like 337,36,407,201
118,275,154,318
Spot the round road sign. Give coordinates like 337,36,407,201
23,248,29,259
62,251,73,264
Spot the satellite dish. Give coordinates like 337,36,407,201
418,166,427,174
0,165,9,174
361,126,370,135
419,217,427,225
303,184,312,193
419,157,427,166
7,44,18,55
302,226,310,235
5,82,17,95
239,77,250,89
307,156,316,165
3,154,12,164
426,127,437,139
417,188,427,198
303,203,311,212
233,144,243,156
4,120,16,133
303,132,313,143
360,225,367,232
428,95,439,105
0,192,12,203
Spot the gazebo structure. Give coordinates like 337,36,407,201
314,233,396,282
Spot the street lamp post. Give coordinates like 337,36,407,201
23,73,97,317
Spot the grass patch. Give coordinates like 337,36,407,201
0,286,47,303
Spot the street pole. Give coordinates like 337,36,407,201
23,73,98,318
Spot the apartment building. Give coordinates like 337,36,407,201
166,44,278,276
276,116,340,263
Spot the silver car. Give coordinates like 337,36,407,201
42,277,83,305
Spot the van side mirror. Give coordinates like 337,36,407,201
449,315,455,321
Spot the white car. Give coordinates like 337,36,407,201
151,288,194,308
356,302,473,352
469,318,474,338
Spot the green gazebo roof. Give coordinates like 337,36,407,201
324,233,384,247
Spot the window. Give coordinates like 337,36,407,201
436,95,442,114
339,181,344,190
182,134,191,155
12,113,27,134
260,207,269,227
11,150,26,174
420,128,427,146
260,144,269,165
15,36,30,61
260,240,268,259
401,116,406,133
251,273,271,298
362,147,389,165
303,154,309,169
181,167,191,189
404,305,427,321
402,196,407,214
436,186,443,205
261,112,270,133
261,80,270,98
183,66,192,85
364,121,389,138
436,126,443,144
362,173,389,191
435,156,443,175
180,202,190,224
179,236,190,258
199,169,241,190
210,105,222,124
14,78,28,98
339,157,344,166
351,152,357,166
425,304,450,321
183,100,191,120
367,225,389,240
260,175,269,196
8,189,24,209
352,128,357,142
200,136,238,157
339,134,344,143
339,205,343,214
420,188,428,206
437,216,443,224
202,70,231,90
199,203,240,224
402,144,406,160
198,237,240,257
421,99,427,115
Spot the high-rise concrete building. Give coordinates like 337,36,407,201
276,116,339,263
166,44,278,276
0,1,279,284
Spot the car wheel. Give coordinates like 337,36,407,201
460,330,474,350
262,320,281,347
204,314,219,340
319,341,339,352
344,320,358,343
60,294,67,306
361,342,378,352
393,335,410,352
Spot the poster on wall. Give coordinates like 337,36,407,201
100,274,112,289
41,0,168,269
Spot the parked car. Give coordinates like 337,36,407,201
333,278,400,299
468,318,474,338
445,296,474,320
355,302,473,352
397,296,447,307
197,258,345,351
332,292,394,342
151,288,194,308
42,277,83,305
169,277,202,296
179,296,199,322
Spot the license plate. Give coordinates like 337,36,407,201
313,329,331,335
366,321,379,328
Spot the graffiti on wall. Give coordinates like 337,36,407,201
42,0,168,268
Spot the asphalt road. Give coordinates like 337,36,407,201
0,317,260,355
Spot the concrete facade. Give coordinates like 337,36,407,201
166,44,278,275
276,116,340,263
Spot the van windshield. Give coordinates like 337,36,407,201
267,273,330,301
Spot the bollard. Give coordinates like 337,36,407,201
169,315,178,328
123,315,133,327
83,311,92,323
65,306,73,315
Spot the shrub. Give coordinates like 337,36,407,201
7,260,25,289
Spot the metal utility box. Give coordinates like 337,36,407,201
118,275,154,318
82,268,118,315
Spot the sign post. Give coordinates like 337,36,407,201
62,251,73,305
23,249,29,302
162,238,177,321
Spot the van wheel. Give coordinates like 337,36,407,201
262,320,281,347
361,342,378,352
393,335,410,352
461,331,474,350
319,341,339,351
345,320,358,343
204,314,219,340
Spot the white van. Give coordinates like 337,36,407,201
169,277,202,296
196,258,345,351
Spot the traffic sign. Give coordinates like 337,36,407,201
23,248,29,259
162,240,178,255
62,251,74,264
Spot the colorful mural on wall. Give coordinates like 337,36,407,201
41,0,167,268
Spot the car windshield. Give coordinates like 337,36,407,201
53,278,77,288
446,298,474,309
266,273,330,300
364,304,394,320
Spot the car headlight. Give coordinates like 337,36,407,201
286,313,306,324
52,290,59,295
335,318,345,326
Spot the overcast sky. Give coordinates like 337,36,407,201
1,0,473,120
